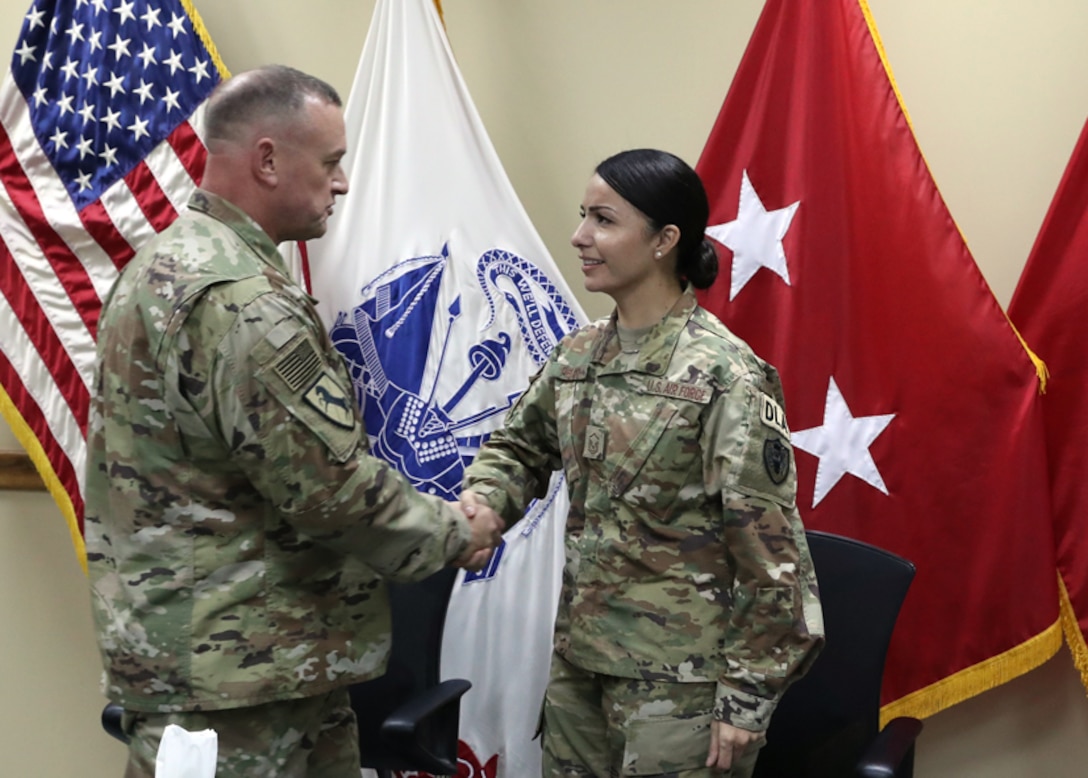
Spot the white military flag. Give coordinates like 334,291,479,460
306,1,585,775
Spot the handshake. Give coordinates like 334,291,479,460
452,490,505,572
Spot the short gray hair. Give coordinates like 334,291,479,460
204,65,342,144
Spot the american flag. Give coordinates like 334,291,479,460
0,0,225,563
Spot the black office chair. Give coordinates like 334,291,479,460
351,566,470,778
752,530,923,778
100,567,470,778
101,701,126,744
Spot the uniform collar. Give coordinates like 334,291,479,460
187,189,292,280
593,286,699,376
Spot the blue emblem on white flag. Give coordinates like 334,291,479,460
308,1,587,772
330,244,578,501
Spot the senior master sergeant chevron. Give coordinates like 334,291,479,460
83,65,504,777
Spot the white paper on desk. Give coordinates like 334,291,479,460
155,723,218,777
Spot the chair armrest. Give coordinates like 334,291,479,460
380,678,472,774
101,703,130,744
383,678,472,732
856,716,923,778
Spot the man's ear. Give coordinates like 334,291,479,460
253,137,277,187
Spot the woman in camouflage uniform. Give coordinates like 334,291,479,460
462,149,824,777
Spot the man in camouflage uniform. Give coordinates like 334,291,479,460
84,65,503,777
463,288,824,777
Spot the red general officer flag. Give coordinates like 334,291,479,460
1008,117,1088,692
0,0,226,566
696,0,1059,719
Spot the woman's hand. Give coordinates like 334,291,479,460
706,720,762,771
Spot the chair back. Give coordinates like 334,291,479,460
350,566,465,775
752,530,915,778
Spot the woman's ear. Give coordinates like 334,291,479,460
655,224,681,257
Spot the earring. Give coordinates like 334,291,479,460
655,250,662,258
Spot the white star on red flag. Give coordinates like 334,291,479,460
791,377,895,507
706,169,800,301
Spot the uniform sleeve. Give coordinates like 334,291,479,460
201,288,471,581
461,357,563,526
702,367,825,732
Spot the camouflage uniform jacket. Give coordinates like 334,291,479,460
463,289,824,731
84,190,472,713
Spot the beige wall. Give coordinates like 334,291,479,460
1,1,1086,775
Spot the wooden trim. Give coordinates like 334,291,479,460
0,452,46,491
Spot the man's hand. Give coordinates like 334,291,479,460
453,490,504,571
706,720,763,772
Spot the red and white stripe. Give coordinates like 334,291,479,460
0,71,208,535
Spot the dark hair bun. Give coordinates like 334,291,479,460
685,239,720,289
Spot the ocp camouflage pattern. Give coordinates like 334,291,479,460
85,190,471,713
464,289,824,732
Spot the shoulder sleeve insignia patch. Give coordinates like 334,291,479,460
759,392,789,437
765,437,792,487
304,372,355,429
763,437,791,485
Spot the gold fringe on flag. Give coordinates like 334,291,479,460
1006,318,1050,393
879,616,1062,725
1059,575,1088,691
180,0,231,80
0,384,86,572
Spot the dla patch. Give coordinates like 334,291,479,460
759,392,789,437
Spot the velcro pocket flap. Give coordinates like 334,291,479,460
621,711,713,776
